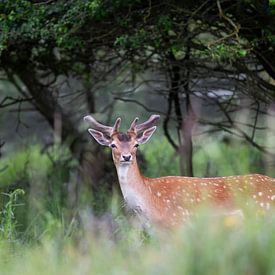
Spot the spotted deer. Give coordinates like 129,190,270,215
84,114,275,227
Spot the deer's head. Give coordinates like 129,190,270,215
84,114,160,166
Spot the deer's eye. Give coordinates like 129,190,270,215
134,144,139,148
110,144,117,148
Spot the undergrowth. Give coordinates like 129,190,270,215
0,140,274,274
0,195,274,275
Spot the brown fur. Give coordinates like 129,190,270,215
86,115,275,228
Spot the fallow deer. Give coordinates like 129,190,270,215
84,114,275,228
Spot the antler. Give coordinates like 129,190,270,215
128,114,160,134
84,115,121,136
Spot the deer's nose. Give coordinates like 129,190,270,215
122,155,131,161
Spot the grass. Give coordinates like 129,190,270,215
0,185,274,275
0,139,274,274
0,203,274,275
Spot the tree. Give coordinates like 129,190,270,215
0,0,274,203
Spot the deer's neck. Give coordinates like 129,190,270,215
115,160,148,212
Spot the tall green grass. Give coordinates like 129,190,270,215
0,189,25,241
0,202,274,275
0,139,274,274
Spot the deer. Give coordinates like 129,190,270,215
84,114,275,228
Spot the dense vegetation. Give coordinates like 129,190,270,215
0,0,275,274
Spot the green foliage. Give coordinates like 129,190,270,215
0,143,74,192
0,145,51,188
0,189,24,241
266,29,275,44
0,204,274,275
0,137,274,274
141,137,180,177
23,209,78,244
0,0,143,55
141,136,266,178
115,29,149,49
194,138,265,177
158,15,173,32
206,44,249,63
0,0,95,53
0,143,76,237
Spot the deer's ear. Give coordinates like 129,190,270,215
88,129,111,146
137,126,156,144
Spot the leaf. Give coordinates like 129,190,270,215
238,49,247,57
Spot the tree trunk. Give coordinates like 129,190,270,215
3,56,113,212
169,51,194,177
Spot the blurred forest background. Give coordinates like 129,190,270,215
0,0,275,274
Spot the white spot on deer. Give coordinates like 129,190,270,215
177,206,183,210
166,199,170,203
253,195,257,199
196,198,201,202
258,192,263,196
227,209,244,218
173,213,176,217
260,202,264,208
271,195,275,201
157,192,161,197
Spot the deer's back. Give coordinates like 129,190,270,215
143,174,275,226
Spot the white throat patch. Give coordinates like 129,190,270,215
117,164,145,212
117,165,129,186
